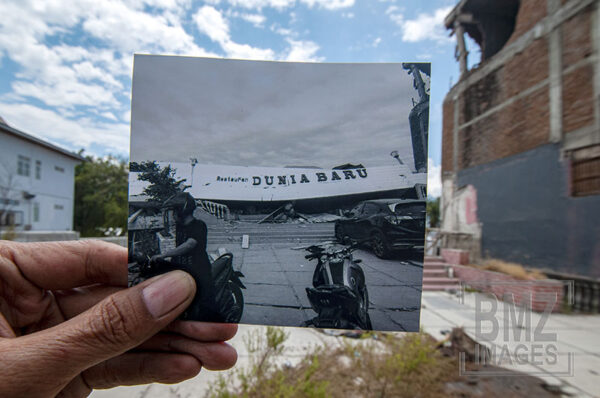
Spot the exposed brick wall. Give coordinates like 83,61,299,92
458,37,548,130
494,88,550,158
563,64,595,133
442,99,454,173
459,115,497,169
457,88,549,169
507,0,548,45
461,68,503,122
503,38,549,98
453,264,564,312
441,1,597,175
562,8,593,67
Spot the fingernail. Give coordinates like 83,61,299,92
142,271,195,318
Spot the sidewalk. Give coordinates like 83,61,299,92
90,291,600,398
420,291,600,398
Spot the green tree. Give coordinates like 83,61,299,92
130,161,187,203
426,197,440,228
74,153,128,237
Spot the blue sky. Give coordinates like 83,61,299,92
0,0,470,196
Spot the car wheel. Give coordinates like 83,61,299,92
335,225,352,245
371,231,390,259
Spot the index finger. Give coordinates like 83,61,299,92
0,240,127,289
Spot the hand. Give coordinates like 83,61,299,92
0,240,237,398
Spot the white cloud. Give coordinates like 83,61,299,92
0,0,216,111
225,9,266,28
222,0,353,10
385,5,403,25
284,39,323,62
0,0,329,156
342,12,354,18
82,2,207,55
427,158,441,198
240,13,267,27
194,6,275,60
300,0,354,10
396,6,453,43
100,111,118,121
12,80,119,108
223,41,275,60
73,61,123,88
225,0,295,10
372,37,382,47
0,102,130,155
271,24,295,37
194,5,230,43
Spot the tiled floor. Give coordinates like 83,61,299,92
206,242,423,331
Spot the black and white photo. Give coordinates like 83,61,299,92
128,55,430,331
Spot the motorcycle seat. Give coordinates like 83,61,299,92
211,253,233,279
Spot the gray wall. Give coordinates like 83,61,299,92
457,144,600,278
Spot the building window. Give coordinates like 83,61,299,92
0,210,23,226
54,204,64,210
35,160,42,179
0,198,19,206
33,202,40,222
17,155,30,176
54,165,65,173
570,145,600,197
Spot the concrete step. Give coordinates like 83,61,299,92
423,260,448,266
423,284,460,291
423,257,460,291
208,236,333,244
423,264,448,271
423,276,460,284
423,269,447,276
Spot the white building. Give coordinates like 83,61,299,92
0,118,83,231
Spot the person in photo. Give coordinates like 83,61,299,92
151,192,223,322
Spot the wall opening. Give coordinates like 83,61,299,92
570,144,600,197
446,0,520,68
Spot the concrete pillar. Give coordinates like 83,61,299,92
452,95,460,174
593,1,600,143
455,22,469,76
548,0,563,143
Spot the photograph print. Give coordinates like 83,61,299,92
128,55,430,331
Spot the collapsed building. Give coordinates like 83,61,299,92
441,0,600,276
129,162,427,216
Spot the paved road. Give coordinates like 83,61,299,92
207,221,423,331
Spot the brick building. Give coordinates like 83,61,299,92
441,0,600,276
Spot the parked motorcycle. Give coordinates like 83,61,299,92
128,250,246,323
301,242,372,330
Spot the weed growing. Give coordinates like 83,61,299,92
207,327,455,398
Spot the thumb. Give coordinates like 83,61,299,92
44,270,195,373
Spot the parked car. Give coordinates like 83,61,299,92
334,199,426,258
